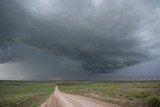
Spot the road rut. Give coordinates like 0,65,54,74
39,86,121,107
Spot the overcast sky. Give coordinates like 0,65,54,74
0,0,160,80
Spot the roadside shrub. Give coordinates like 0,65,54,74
147,96,160,107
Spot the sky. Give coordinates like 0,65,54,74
0,0,160,80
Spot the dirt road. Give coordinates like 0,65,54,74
39,86,121,107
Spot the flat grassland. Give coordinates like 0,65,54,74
0,81,54,107
59,81,160,107
0,81,160,107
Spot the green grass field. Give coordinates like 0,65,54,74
0,81,160,107
59,81,160,107
0,81,54,107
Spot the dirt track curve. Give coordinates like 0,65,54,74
39,86,121,107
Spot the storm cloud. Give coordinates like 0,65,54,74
0,0,160,79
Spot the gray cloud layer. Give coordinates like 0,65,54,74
0,0,160,78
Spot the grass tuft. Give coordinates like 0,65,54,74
147,96,160,107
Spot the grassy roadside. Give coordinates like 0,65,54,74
59,81,160,107
0,81,54,107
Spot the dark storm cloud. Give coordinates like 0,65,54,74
0,0,160,77
0,42,20,63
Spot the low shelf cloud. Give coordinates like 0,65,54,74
0,0,160,80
